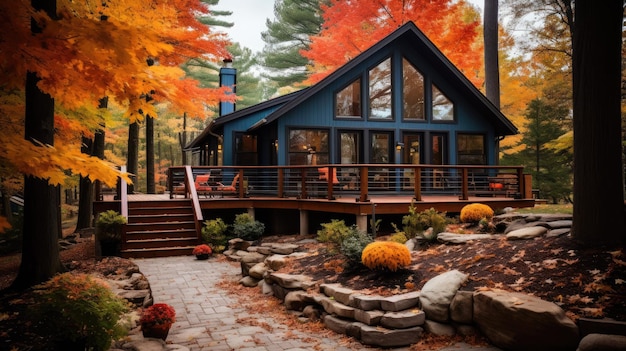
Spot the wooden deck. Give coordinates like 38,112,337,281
119,193,534,216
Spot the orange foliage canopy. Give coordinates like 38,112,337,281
301,0,483,87
0,0,233,186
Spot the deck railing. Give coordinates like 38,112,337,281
166,164,530,201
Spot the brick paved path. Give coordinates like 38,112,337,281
133,256,376,351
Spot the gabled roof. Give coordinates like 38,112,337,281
249,21,517,135
185,89,306,149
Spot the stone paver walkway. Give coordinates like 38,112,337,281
133,256,501,351
133,256,381,351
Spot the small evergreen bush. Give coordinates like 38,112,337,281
232,213,265,241
201,218,228,252
95,210,126,241
389,232,408,244
31,273,130,350
401,205,447,240
361,241,411,272
317,219,352,252
340,226,373,266
460,203,494,224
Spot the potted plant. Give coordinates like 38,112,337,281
95,210,126,257
192,244,212,260
139,303,176,340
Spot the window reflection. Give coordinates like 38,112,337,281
432,85,454,121
369,58,392,120
403,59,425,120
336,79,361,117
288,129,329,165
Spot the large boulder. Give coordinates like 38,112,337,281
419,270,468,322
473,290,579,351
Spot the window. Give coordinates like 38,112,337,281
457,134,485,165
339,131,361,164
369,58,392,120
288,129,329,165
402,59,425,120
431,133,447,165
235,134,258,166
370,132,392,164
432,84,454,121
335,79,361,117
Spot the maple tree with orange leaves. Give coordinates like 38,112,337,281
0,0,234,287
301,0,484,87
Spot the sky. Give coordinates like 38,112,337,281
213,0,485,54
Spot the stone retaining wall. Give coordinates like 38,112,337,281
226,212,626,351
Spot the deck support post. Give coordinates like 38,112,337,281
247,207,255,220
299,210,309,235
356,214,368,233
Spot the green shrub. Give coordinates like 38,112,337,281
460,203,494,224
232,213,265,241
361,241,411,272
389,232,408,244
201,218,228,252
31,273,130,350
401,205,447,240
317,219,352,252
340,226,373,266
95,210,126,241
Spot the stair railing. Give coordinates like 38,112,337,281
184,165,204,239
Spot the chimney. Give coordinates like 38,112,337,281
219,58,236,116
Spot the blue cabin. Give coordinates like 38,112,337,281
187,21,517,178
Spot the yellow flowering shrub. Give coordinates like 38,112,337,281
361,241,411,272
460,203,494,223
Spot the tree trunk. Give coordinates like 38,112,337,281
127,122,139,194
75,136,94,231
572,0,624,246
483,0,500,109
11,69,64,290
146,115,155,194
179,112,187,165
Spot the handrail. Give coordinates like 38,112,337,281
165,164,529,202
184,165,203,239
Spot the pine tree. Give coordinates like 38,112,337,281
502,99,572,203
260,0,326,88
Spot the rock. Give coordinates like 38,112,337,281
379,291,420,312
316,295,356,319
577,333,626,351
228,238,251,251
302,305,321,321
239,276,260,287
284,290,314,311
265,255,288,271
546,228,571,238
450,290,473,324
352,294,383,311
506,226,548,240
248,262,268,279
419,270,468,322
437,233,497,244
354,309,384,325
473,289,579,351
267,243,299,255
379,309,425,329
267,273,316,290
359,324,423,347
424,319,456,336
321,283,355,305
544,220,573,229
239,251,266,264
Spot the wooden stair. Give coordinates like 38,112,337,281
121,199,200,258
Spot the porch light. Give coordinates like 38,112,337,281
396,142,404,150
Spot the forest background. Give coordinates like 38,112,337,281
0,0,623,289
